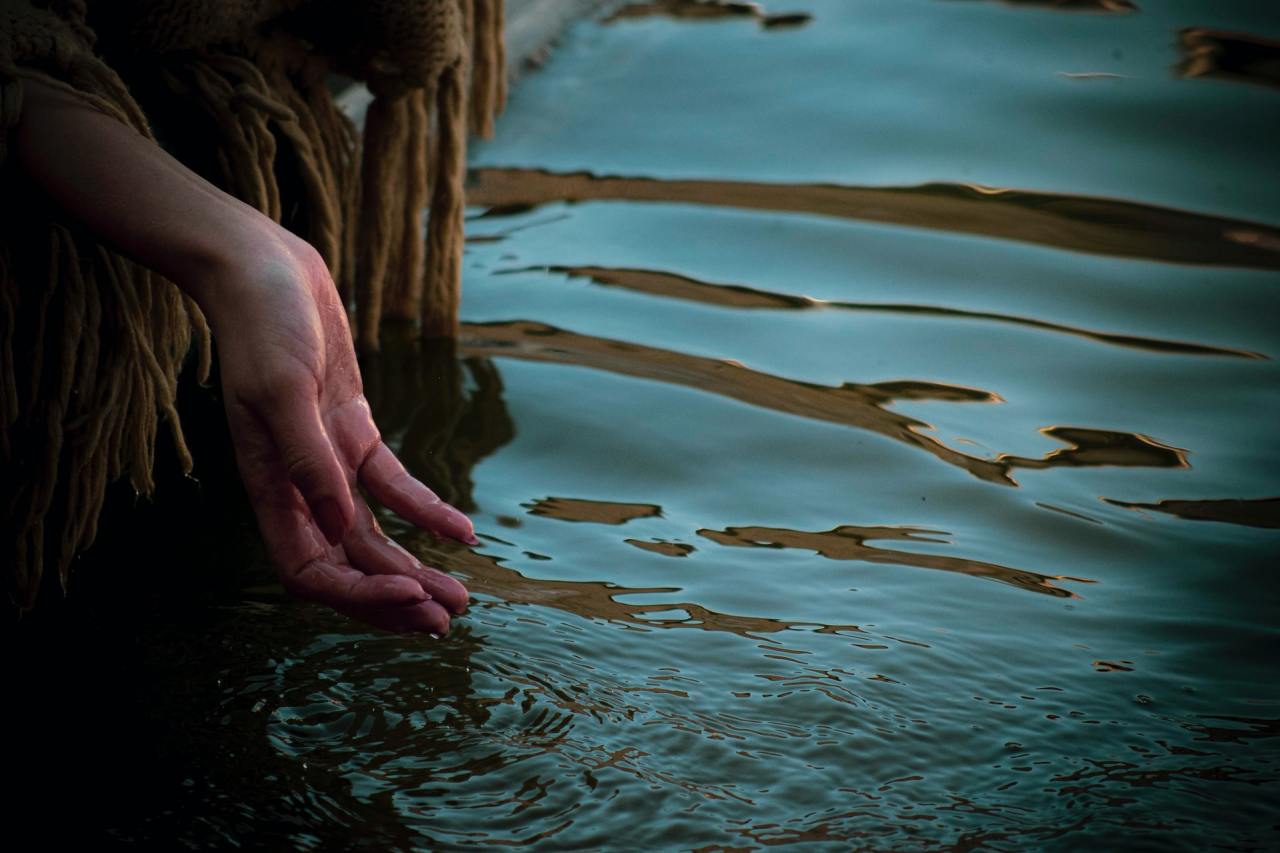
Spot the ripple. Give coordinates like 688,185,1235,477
604,1,813,29
468,168,1280,270
417,543,866,637
698,523,1095,597
518,264,1266,359
1186,716,1280,744
462,320,1193,486
964,0,1139,13
625,538,697,557
999,426,1189,471
525,496,664,524
1102,496,1280,529
1179,28,1280,92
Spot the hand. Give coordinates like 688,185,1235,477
13,78,473,632
206,231,475,635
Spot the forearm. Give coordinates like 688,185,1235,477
9,77,292,327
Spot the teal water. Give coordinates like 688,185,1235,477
21,1,1280,848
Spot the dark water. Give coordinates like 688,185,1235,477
15,1,1280,848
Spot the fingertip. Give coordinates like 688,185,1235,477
420,569,469,614
443,506,478,545
378,574,432,606
457,525,479,547
397,600,452,636
342,598,450,635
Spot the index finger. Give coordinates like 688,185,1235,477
358,442,478,544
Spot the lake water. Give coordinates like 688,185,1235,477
15,0,1280,848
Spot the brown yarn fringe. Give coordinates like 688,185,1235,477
2,0,507,611
423,60,467,339
1,60,212,612
469,0,506,139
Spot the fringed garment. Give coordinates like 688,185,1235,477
0,0,506,612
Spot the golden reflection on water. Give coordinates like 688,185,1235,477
972,0,1138,12
698,524,1093,597
410,516,1084,648
1102,496,1280,529
526,496,664,524
1179,28,1280,91
604,0,813,30
998,426,1189,471
520,264,1266,359
462,318,1016,484
625,538,697,557
416,543,866,637
460,320,1192,486
467,168,1280,270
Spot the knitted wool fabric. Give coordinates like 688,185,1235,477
0,0,506,612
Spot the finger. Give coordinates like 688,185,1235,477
225,402,334,569
292,561,452,635
342,598,454,636
253,380,355,545
344,502,470,614
286,558,430,611
359,442,477,544
227,393,448,635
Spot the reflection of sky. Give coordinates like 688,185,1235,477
474,0,1280,222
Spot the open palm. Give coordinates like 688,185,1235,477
212,236,474,634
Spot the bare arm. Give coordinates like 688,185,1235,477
12,78,475,634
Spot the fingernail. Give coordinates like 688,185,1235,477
315,498,348,546
464,533,480,546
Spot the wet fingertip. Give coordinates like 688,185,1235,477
440,505,476,541
382,576,431,605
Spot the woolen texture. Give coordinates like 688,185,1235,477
0,0,505,611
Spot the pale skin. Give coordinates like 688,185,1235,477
13,78,474,635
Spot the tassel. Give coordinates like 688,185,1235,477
385,88,431,322
423,60,466,339
355,94,411,350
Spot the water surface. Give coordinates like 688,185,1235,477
34,1,1280,848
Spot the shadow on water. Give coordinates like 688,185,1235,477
468,168,1280,270
515,264,1268,359
361,330,516,513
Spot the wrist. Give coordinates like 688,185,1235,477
12,77,311,330
178,213,309,333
